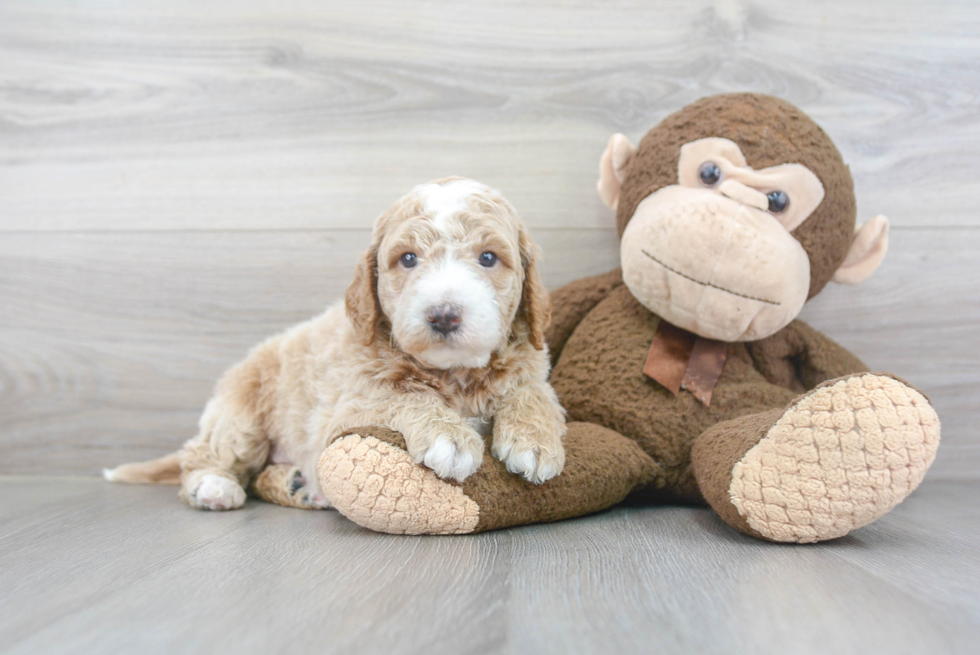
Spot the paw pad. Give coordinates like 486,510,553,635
289,470,307,495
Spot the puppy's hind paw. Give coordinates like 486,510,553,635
291,471,332,509
189,473,246,511
251,464,331,510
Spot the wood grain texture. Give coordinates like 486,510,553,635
1,0,979,231
0,0,978,481
1,476,978,654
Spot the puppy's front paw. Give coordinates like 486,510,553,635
492,423,566,485
412,426,484,483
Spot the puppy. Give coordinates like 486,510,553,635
105,177,567,511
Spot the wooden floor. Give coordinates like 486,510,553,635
2,1,979,653
1,476,978,654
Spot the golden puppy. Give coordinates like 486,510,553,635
105,177,567,510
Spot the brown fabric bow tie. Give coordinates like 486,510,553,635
643,321,728,406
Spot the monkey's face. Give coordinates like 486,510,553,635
619,138,826,342
598,94,890,344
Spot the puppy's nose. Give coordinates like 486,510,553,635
425,303,462,336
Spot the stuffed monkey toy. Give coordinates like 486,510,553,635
318,93,940,543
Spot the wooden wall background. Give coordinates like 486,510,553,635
1,0,977,479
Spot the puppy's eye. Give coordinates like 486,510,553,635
767,191,789,213
399,253,418,268
479,252,497,267
699,162,722,187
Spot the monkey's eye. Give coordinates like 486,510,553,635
766,191,789,213
479,252,498,267
698,162,722,187
399,252,418,268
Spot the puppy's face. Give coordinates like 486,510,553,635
346,178,550,369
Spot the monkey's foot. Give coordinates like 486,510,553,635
318,430,480,534
318,423,660,535
695,373,941,543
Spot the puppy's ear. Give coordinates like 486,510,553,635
518,227,551,350
346,247,380,346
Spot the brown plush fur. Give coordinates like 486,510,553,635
547,281,850,501
690,409,784,540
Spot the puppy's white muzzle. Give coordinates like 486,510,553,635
394,258,502,369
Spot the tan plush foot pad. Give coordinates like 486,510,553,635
729,374,940,543
318,434,479,535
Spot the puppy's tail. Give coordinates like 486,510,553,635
103,452,181,485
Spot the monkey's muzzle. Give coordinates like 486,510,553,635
620,185,811,342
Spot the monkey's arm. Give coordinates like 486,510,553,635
545,269,624,368
747,320,869,392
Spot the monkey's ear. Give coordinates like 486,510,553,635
345,247,380,345
832,215,889,285
597,133,637,210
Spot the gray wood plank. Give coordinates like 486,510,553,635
1,476,978,654
1,0,979,231
817,482,980,630
509,500,980,654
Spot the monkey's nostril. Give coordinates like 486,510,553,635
425,303,463,336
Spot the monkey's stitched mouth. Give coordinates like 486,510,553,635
641,249,780,306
